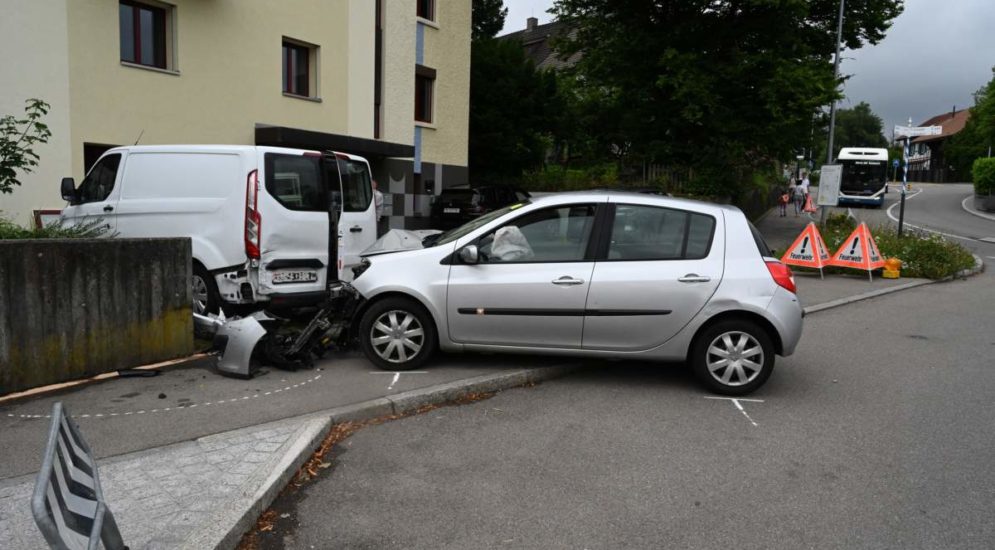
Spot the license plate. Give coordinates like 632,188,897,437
272,270,318,284
444,208,460,214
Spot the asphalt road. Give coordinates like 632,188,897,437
0,352,564,480
257,185,995,549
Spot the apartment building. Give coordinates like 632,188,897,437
0,0,470,229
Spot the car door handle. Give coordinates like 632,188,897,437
678,274,711,283
552,276,585,286
103,205,114,212
350,226,363,233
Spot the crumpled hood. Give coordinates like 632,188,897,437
361,229,442,257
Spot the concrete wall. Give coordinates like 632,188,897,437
0,238,193,395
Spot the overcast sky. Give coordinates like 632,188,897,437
500,0,995,140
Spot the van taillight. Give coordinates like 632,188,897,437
765,260,796,294
245,170,261,259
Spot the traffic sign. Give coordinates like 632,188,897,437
817,164,842,207
892,159,900,168
894,125,942,138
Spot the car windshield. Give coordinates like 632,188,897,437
424,202,529,247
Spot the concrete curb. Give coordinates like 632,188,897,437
804,254,985,315
960,194,995,222
184,416,332,550
208,364,580,549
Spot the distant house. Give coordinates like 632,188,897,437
499,17,581,70
906,108,972,183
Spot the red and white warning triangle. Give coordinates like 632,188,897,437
830,222,885,271
781,222,831,269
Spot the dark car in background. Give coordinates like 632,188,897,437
430,184,531,230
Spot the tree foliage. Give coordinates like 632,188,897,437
550,0,904,193
1,99,51,194
472,0,509,41
816,101,888,161
946,68,995,181
469,38,561,179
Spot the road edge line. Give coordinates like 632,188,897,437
960,194,995,222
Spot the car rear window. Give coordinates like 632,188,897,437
264,153,326,211
748,221,773,257
440,189,478,205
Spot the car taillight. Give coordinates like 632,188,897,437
245,169,261,260
765,260,796,294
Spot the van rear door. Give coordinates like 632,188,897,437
335,154,377,279
256,150,330,302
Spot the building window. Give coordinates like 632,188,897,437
283,39,319,98
119,1,169,69
417,0,435,21
415,65,436,123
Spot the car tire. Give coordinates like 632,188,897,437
359,297,437,371
691,319,775,396
192,264,221,316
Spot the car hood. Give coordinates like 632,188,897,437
361,229,442,257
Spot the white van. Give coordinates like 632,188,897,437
59,145,377,314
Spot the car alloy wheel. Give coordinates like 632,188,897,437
705,331,765,387
192,274,210,315
369,310,425,364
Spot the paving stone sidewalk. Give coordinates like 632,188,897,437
0,415,328,550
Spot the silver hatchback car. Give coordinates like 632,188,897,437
350,192,803,395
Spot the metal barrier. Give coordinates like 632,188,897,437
31,402,127,550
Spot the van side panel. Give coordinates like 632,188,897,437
114,152,246,270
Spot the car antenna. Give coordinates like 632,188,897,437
133,129,145,145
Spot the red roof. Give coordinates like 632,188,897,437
912,109,972,143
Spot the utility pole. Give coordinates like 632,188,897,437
820,0,846,228
898,117,911,236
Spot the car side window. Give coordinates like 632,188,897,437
477,204,596,263
77,154,122,204
608,204,715,261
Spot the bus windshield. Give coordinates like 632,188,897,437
840,160,887,192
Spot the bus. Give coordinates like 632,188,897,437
836,147,889,208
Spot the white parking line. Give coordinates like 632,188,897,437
370,371,429,390
704,396,764,427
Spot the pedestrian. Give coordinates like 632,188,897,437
792,178,806,216
777,181,790,217
800,172,811,197
373,179,385,237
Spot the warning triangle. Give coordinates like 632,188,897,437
781,222,831,269
829,222,886,271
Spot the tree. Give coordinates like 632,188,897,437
550,0,903,194
815,101,888,161
947,68,995,181
0,99,51,195
472,0,508,41
469,38,561,179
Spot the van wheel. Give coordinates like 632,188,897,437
691,320,774,396
192,264,221,316
359,297,437,371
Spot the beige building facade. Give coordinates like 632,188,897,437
0,0,470,229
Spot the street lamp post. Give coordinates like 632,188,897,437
819,0,846,227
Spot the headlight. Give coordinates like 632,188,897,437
352,258,371,279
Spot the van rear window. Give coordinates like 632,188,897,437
341,160,372,212
264,154,326,211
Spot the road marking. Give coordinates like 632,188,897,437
704,396,764,427
884,190,985,242
961,195,995,222
370,371,430,390
3,374,323,421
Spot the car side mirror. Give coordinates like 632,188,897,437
60,177,77,204
458,245,479,265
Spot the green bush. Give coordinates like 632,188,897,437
804,214,974,279
521,163,621,192
973,157,995,195
0,216,113,240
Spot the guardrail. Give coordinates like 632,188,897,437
31,402,127,550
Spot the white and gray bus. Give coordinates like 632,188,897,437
837,147,889,208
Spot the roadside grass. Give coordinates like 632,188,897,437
795,213,975,280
